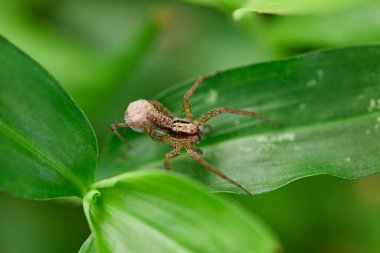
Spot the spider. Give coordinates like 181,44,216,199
110,74,275,195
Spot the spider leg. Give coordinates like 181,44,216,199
149,100,175,118
111,121,162,143
191,144,203,154
164,145,183,171
196,107,277,126
143,125,168,143
185,146,252,195
183,74,212,121
110,122,129,143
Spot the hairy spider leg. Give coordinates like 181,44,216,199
110,122,166,143
197,107,277,126
110,122,130,143
191,144,203,154
149,100,175,118
182,74,211,121
185,146,252,195
164,145,183,171
143,125,167,143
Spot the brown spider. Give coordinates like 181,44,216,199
110,74,275,195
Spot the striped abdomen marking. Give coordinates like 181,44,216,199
172,120,198,134
170,120,201,143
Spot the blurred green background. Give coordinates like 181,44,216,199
1,0,380,252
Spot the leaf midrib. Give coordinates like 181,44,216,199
0,119,85,196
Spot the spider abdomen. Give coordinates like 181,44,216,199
124,99,154,132
146,109,173,132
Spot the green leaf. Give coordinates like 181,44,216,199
180,0,244,14
0,36,97,199
180,0,375,18
84,171,278,253
79,234,97,253
98,45,380,195
232,0,375,17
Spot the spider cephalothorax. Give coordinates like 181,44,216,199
111,74,275,195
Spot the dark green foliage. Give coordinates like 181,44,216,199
0,36,97,199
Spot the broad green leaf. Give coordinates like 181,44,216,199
84,171,278,253
79,234,97,253
98,45,380,195
0,36,97,199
